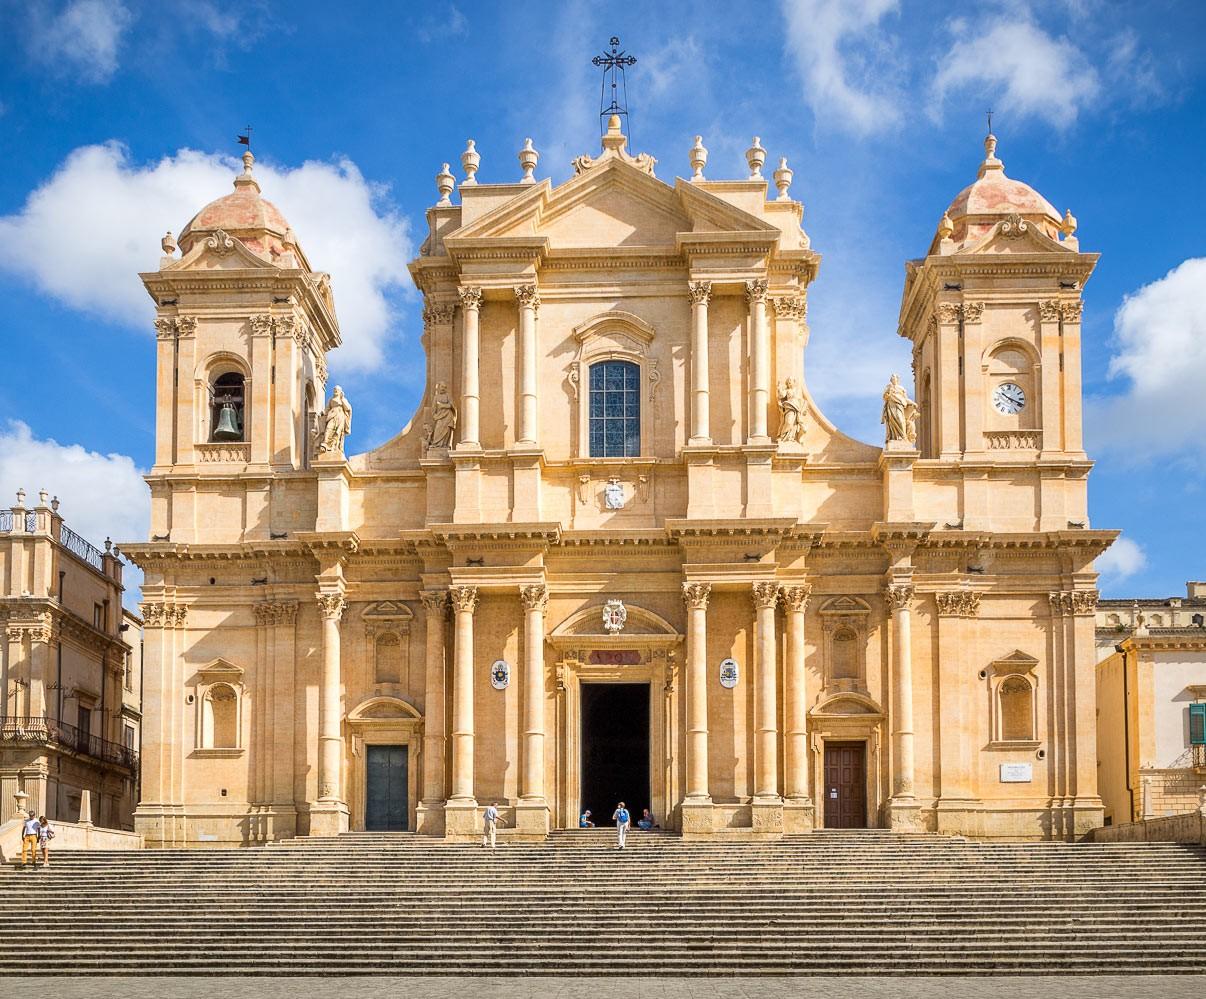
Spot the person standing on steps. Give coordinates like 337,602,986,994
20,812,40,868
482,801,500,849
612,801,630,850
37,816,54,868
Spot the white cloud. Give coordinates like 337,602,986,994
0,421,149,600
30,0,134,84
931,15,1100,129
416,5,467,43
1088,258,1206,464
0,142,413,371
1096,535,1147,582
780,0,902,135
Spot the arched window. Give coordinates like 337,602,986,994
211,372,245,441
999,676,1034,742
203,683,239,748
375,633,403,685
588,360,640,457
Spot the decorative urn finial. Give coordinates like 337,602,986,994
518,138,539,183
461,139,480,186
746,136,766,179
435,163,455,206
1060,208,1078,237
689,135,708,182
773,156,793,200
938,210,954,241
161,231,177,256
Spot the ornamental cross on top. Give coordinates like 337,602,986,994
592,36,636,138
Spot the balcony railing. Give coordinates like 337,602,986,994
59,523,106,571
0,511,37,532
0,716,138,771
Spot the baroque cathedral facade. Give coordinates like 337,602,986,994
125,117,1114,846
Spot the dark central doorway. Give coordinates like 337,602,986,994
365,744,408,831
580,683,650,826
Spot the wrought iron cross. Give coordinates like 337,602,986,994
592,36,636,138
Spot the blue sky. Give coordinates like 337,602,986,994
0,0,1203,599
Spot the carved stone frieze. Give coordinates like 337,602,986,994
934,590,981,618
5,612,54,643
984,430,1042,450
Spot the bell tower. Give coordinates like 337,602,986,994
897,133,1099,528
140,151,341,544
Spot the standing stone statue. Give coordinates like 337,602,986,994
317,385,353,456
881,374,918,445
776,377,806,444
424,382,458,451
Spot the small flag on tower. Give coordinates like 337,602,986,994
237,126,252,147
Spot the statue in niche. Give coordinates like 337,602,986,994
881,374,918,445
317,385,353,455
776,377,806,444
424,382,458,451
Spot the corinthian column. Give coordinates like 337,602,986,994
309,590,349,836
780,584,812,804
448,585,478,803
457,287,482,448
519,584,548,803
746,278,770,442
886,583,916,798
681,582,712,802
515,285,540,446
688,281,712,445
419,591,449,808
752,581,781,801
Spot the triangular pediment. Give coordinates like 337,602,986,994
820,596,871,615
448,156,777,252
362,600,414,622
991,649,1039,676
195,657,244,681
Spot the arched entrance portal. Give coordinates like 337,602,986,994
345,696,423,832
549,603,681,831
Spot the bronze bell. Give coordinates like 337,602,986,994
212,402,242,441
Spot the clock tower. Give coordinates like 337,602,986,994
898,132,1097,478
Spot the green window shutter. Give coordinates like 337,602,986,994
1190,703,1206,746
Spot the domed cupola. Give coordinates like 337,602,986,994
931,133,1063,253
177,151,308,269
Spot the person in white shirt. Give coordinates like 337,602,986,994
482,802,500,849
612,801,631,850
37,816,54,868
21,812,40,868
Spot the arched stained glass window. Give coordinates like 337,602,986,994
588,360,640,457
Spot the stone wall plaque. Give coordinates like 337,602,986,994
999,763,1033,783
490,660,510,690
719,658,739,689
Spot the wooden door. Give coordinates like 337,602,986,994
823,742,867,829
365,745,408,831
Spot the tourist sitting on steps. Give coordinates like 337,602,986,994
612,801,631,850
637,808,655,830
579,809,595,828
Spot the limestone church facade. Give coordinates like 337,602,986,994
124,118,1115,846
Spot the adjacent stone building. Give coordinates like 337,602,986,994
124,121,1114,847
1096,582,1206,825
0,491,141,829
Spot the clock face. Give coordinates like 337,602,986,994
993,382,1026,415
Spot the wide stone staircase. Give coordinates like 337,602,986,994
2,828,1205,975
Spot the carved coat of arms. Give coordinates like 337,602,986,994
490,660,510,690
719,658,739,689
602,599,627,634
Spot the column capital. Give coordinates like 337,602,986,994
458,285,483,310
752,581,780,609
420,590,450,615
449,584,479,614
935,589,980,618
682,581,712,610
514,283,540,313
316,593,346,620
519,583,549,612
780,583,812,613
423,301,456,328
687,280,712,306
744,278,768,305
885,583,915,612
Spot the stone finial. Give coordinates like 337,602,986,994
601,114,627,152
1061,208,1078,237
978,132,1003,178
746,136,766,179
435,163,455,206
461,139,480,186
38,488,49,507
15,488,25,507
938,211,954,241
51,496,60,513
161,231,177,256
773,156,793,200
518,138,539,184
104,537,113,553
233,149,261,193
689,135,707,182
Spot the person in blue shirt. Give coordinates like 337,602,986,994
637,808,655,830
579,809,595,828
612,801,630,849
